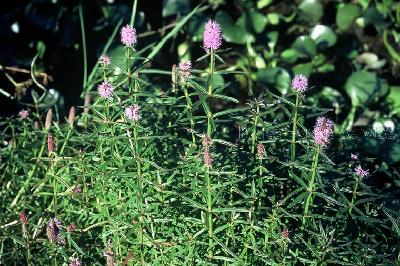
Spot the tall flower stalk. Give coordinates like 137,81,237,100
290,74,308,166
303,117,333,225
202,19,221,260
349,165,369,215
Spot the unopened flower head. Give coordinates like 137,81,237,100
281,229,289,239
313,117,333,146
291,74,308,93
355,165,369,178
257,143,265,159
97,81,114,99
67,223,77,232
69,257,81,266
19,109,29,119
100,55,111,66
351,153,358,160
202,135,212,148
120,24,137,47
84,93,91,114
203,19,222,50
47,134,55,154
45,109,53,130
178,60,191,83
19,211,28,224
125,105,140,122
68,106,75,127
204,149,212,167
46,218,61,242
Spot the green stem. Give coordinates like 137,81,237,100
79,2,87,89
183,84,196,145
251,103,260,154
207,49,215,138
205,165,213,260
302,145,321,225
291,93,300,166
349,177,360,215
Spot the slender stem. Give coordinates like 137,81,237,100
205,164,213,260
79,2,87,89
251,103,260,154
302,145,321,225
349,177,360,215
183,84,196,145
207,49,215,138
291,93,300,166
22,223,32,265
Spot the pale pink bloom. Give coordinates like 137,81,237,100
69,257,81,266
355,165,369,178
97,81,114,99
203,20,222,50
291,74,308,93
100,55,111,66
18,109,29,119
124,105,140,122
120,24,137,47
313,117,333,146
202,135,212,148
204,149,212,167
281,229,289,239
351,153,358,160
178,60,191,83
46,219,61,242
257,143,265,159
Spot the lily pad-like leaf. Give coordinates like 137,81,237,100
216,11,253,44
298,0,323,23
162,0,190,17
256,67,290,94
336,3,362,31
250,11,268,33
292,36,317,58
388,86,400,115
344,71,389,107
310,25,337,48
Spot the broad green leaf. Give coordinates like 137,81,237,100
344,71,388,107
256,67,290,94
216,11,253,44
162,0,190,17
310,25,337,48
336,3,362,31
292,36,317,58
298,0,323,23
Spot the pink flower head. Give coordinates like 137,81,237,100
120,24,137,47
313,117,333,146
351,153,358,160
257,143,265,159
355,165,369,178
204,149,212,167
19,109,29,119
178,60,191,83
100,55,110,66
203,19,222,50
291,74,308,93
281,229,289,239
97,81,114,99
124,105,140,122
46,218,61,242
69,257,81,266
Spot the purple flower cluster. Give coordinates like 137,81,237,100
355,165,369,178
203,20,222,50
125,105,140,122
178,60,192,83
97,81,114,99
19,109,29,119
100,55,111,66
120,24,137,47
313,117,334,146
291,74,308,93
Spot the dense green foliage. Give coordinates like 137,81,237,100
1,0,399,265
